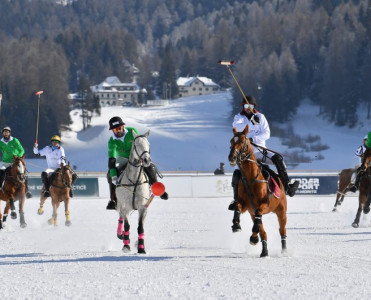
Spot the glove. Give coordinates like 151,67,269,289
34,143,38,148
112,176,119,186
251,114,260,125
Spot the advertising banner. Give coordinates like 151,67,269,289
290,175,338,195
28,177,99,197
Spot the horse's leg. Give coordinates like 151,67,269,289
0,202,2,230
117,217,124,240
250,209,261,245
65,197,71,227
333,193,343,212
10,198,17,219
3,202,9,223
38,192,47,215
137,208,148,254
231,209,241,232
363,178,371,214
276,207,288,254
122,213,131,253
48,200,58,226
19,194,27,228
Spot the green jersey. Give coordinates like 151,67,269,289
108,127,139,177
0,137,25,163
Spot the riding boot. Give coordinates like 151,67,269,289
25,176,32,199
106,182,117,210
69,173,78,198
272,154,299,197
144,163,169,200
228,169,241,211
349,166,365,193
41,172,50,198
0,169,5,188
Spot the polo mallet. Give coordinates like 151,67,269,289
145,182,166,208
218,60,249,105
35,90,44,144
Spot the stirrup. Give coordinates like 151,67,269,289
26,191,32,199
43,190,50,198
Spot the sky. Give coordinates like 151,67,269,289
25,91,371,174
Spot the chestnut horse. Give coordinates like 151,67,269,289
37,162,73,226
0,155,28,229
332,168,355,212
228,125,287,257
351,148,371,228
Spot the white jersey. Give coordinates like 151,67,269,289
33,145,66,170
232,112,270,150
355,145,366,164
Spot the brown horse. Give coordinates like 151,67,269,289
37,162,73,226
351,148,371,228
332,168,356,212
0,155,28,229
228,125,288,257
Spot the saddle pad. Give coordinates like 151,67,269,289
268,177,281,199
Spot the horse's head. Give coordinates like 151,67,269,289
361,147,371,171
11,154,26,183
60,162,73,188
228,125,253,166
131,130,151,167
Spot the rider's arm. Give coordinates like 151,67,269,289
232,113,248,132
108,137,118,177
15,138,25,157
58,147,67,166
251,113,270,145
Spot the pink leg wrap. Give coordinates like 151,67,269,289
138,233,144,239
117,218,124,235
138,244,145,249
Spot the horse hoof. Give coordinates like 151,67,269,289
37,208,44,215
363,207,370,214
65,220,72,227
20,222,27,228
352,222,359,228
138,248,146,254
250,235,259,245
48,218,57,226
11,212,17,219
117,233,124,240
231,224,241,233
260,251,269,257
332,207,337,212
122,245,131,253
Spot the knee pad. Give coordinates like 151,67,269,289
271,154,283,164
232,169,241,187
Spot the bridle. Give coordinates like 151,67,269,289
128,135,151,167
9,158,26,184
60,165,73,188
230,135,254,164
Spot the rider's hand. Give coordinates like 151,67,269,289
251,114,260,125
34,143,38,148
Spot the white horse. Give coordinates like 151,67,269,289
115,130,152,254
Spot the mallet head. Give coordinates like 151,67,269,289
218,60,235,66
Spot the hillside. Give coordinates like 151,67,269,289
25,91,371,173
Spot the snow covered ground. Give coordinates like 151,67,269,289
1,194,370,299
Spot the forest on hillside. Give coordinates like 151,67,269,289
0,0,370,153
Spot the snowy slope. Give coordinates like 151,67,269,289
25,91,371,173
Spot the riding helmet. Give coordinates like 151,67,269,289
109,116,125,130
240,95,257,107
51,135,61,142
2,126,11,133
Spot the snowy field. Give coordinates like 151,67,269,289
1,194,371,299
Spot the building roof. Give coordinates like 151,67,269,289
90,76,141,93
177,76,220,87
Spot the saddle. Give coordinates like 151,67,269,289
260,163,281,199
